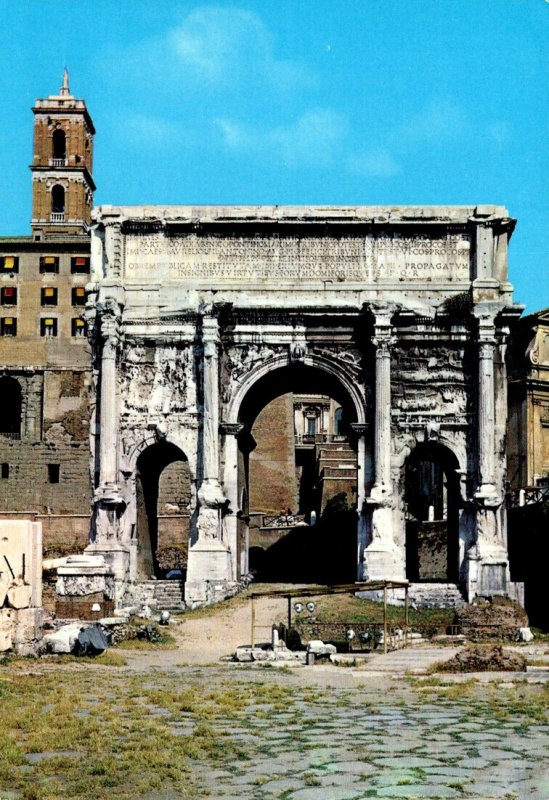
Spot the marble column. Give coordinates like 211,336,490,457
86,304,128,582
368,306,394,503
363,307,402,581
221,422,246,580
186,313,234,606
473,307,501,504
468,305,509,600
96,312,122,502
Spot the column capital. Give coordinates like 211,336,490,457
220,422,246,437
349,422,368,437
371,303,397,328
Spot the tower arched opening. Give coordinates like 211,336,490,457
52,129,66,161
51,184,65,214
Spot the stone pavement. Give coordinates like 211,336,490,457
192,666,548,800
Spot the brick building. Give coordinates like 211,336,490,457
0,73,93,556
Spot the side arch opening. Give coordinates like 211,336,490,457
404,441,460,583
135,441,191,579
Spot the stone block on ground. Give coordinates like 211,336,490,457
307,640,337,657
41,622,84,654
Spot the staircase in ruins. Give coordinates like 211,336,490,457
315,439,359,509
137,579,186,612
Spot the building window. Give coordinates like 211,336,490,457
52,129,66,161
40,317,57,337
1,464,9,479
1,287,17,305
307,417,317,436
334,407,344,436
0,318,17,336
40,256,59,274
47,464,60,484
51,185,65,213
71,256,90,274
0,376,21,437
41,287,58,306
71,317,87,337
72,287,86,306
0,256,18,273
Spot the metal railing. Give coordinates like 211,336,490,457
506,485,549,508
262,513,306,528
295,433,348,445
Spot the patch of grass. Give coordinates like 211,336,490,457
114,632,177,650
94,651,127,667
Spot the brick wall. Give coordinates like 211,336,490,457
249,393,298,514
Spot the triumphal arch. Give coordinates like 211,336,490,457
86,204,522,606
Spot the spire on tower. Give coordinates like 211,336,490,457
60,67,70,97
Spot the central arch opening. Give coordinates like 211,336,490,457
237,362,359,584
135,442,191,579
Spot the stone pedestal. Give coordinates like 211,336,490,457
56,554,116,618
185,542,235,606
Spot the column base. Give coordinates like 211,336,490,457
84,541,130,582
185,540,234,606
465,542,510,601
363,544,403,582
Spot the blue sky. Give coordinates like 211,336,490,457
0,1,547,311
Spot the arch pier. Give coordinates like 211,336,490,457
86,205,524,608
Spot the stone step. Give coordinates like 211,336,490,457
135,580,186,611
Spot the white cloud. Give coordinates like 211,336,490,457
347,148,401,178
217,109,347,168
168,6,310,90
392,98,468,144
120,113,182,148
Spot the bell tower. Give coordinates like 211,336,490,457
30,70,95,239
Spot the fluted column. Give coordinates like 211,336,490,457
467,304,510,601
371,307,394,501
202,316,221,484
86,298,128,581
196,314,226,539
474,307,499,502
96,309,122,502
186,311,234,605
363,306,402,581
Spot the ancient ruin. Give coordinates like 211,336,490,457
85,203,524,607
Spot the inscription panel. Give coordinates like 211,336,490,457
124,232,471,284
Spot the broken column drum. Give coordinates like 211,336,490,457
87,205,523,606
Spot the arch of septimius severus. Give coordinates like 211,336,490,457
85,203,524,606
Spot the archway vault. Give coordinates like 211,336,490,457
225,352,366,428
225,353,363,584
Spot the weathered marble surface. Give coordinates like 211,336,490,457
85,205,521,606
